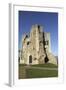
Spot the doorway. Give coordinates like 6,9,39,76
29,55,32,64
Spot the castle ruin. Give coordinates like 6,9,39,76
19,24,57,65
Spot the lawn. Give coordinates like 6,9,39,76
26,68,58,78
19,63,58,79
31,63,58,68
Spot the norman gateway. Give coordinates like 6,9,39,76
19,24,57,65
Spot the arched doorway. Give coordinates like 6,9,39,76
29,55,32,64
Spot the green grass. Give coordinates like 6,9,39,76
19,64,27,66
19,63,58,68
19,64,26,79
26,68,58,78
31,63,58,68
19,63,58,79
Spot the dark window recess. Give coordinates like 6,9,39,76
26,35,28,38
45,41,49,45
38,25,40,29
34,58,37,60
40,41,43,43
27,42,30,45
44,55,49,63
24,35,28,41
38,25,41,33
18,57,20,63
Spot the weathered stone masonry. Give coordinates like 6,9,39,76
19,24,57,65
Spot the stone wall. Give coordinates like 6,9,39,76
20,24,57,65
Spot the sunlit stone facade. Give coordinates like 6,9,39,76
19,24,57,65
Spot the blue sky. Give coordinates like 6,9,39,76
19,11,58,56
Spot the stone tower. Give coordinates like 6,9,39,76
20,24,57,65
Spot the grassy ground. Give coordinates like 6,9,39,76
19,65,26,79
31,63,58,68
26,69,58,78
19,63,58,79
